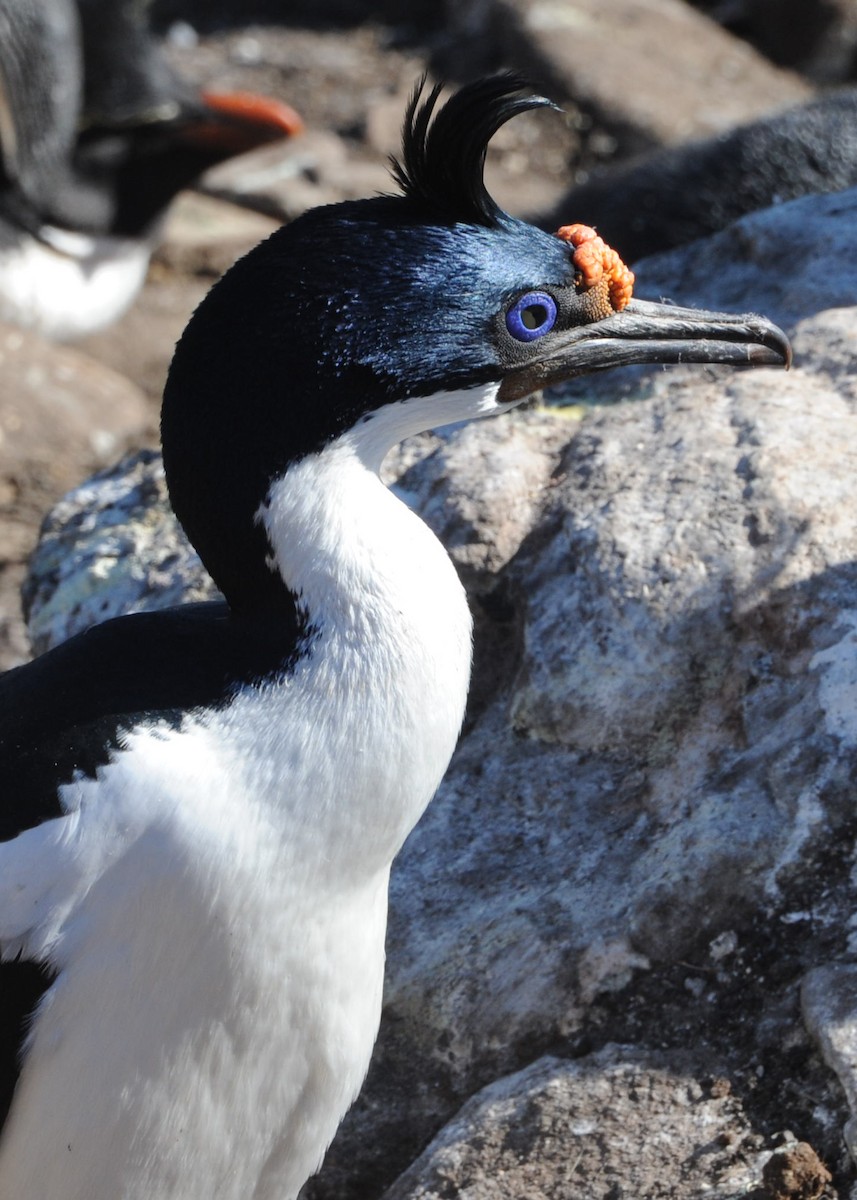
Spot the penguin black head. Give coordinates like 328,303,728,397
162,75,790,618
0,0,303,241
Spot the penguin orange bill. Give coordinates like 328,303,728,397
185,91,305,152
201,91,305,137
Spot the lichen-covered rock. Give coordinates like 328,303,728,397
24,450,218,657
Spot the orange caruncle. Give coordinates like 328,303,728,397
554,223,634,313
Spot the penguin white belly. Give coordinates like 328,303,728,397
0,227,150,339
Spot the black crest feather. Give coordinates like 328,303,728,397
389,74,558,227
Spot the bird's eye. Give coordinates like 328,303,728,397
505,292,558,342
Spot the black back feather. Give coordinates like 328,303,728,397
0,601,306,844
389,73,557,227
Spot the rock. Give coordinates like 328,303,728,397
329,332,854,1198
761,1140,833,1200
380,1048,768,1199
802,967,857,1165
446,0,810,155
161,23,432,219
0,323,149,667
23,451,219,658
626,186,857,330
797,0,857,83
23,188,857,1198
199,130,393,222
691,0,857,85
156,191,280,278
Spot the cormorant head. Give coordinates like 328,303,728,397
162,75,790,616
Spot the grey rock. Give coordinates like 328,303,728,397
694,0,857,85
199,131,393,224
24,450,218,657
445,0,809,154
304,191,857,1198
155,191,280,279
381,1048,768,1200
803,967,857,1163
338,323,854,1198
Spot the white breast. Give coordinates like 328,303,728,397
0,406,478,1200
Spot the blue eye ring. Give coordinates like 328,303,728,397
505,291,558,342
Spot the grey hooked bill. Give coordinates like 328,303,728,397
500,298,792,404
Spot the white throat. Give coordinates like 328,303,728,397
249,384,508,863
347,380,511,474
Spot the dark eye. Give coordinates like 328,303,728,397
505,291,558,342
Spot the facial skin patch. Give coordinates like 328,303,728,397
555,223,635,314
